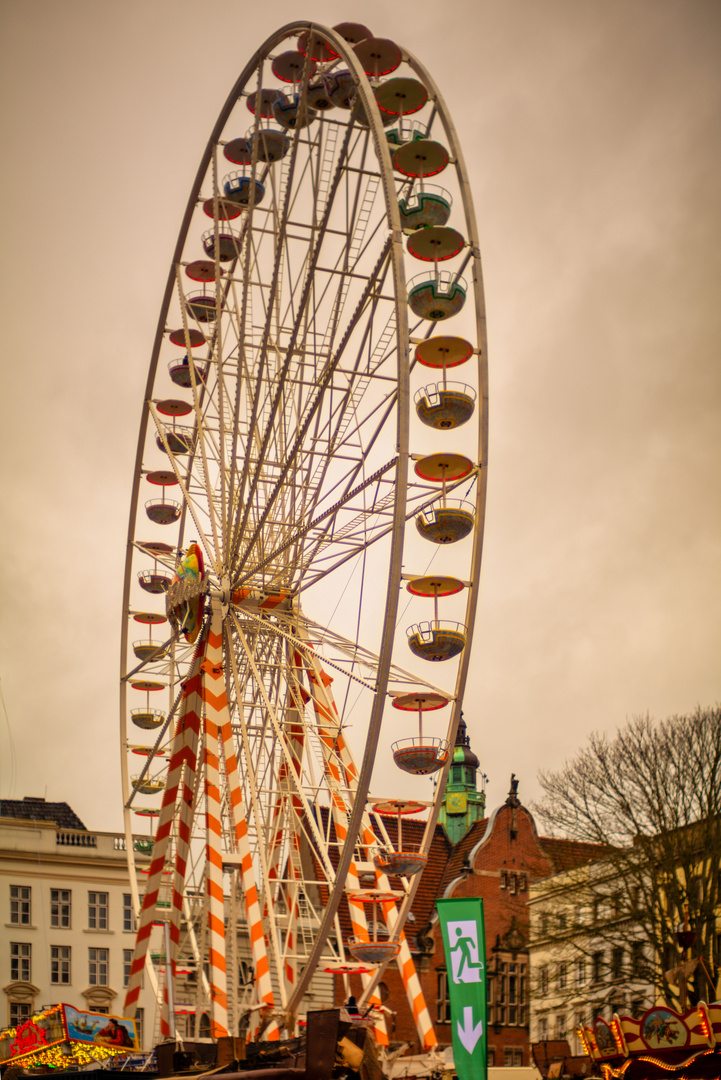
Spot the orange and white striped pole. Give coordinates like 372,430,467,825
125,630,205,1030
200,617,229,1037
334,708,437,1050
212,611,280,1040
263,648,306,907
355,807,437,1048
332,698,436,1047
301,651,390,1046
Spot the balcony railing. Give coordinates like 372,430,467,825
56,831,97,847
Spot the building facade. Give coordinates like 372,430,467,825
527,859,654,1054
527,829,721,1050
0,798,157,1048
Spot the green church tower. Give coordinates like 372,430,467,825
438,716,486,844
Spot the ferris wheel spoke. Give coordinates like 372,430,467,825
225,106,332,555
236,456,398,588
227,611,338,885
228,122,361,572
229,203,398,584
230,241,394,587
296,471,479,594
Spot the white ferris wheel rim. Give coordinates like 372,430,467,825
119,19,489,1036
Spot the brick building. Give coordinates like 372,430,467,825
334,729,600,1065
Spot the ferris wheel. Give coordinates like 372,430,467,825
120,20,488,1049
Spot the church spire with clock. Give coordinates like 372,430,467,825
438,716,486,844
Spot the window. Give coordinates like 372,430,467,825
611,946,623,979
539,911,549,936
610,1001,624,1018
507,962,520,1025
505,1048,523,1067
509,872,517,895
592,950,603,984
199,1013,211,1038
497,960,507,1024
500,870,507,890
557,911,567,931
494,955,526,1027
89,947,109,985
238,959,252,986
10,1003,31,1027
124,949,133,987
51,946,71,984
538,965,549,995
538,1017,548,1040
10,886,31,926
663,942,677,975
575,958,586,987
11,942,31,982
631,941,644,976
555,1014,565,1040
437,970,451,1023
135,1009,144,1047
518,873,528,892
88,892,109,930
487,1047,495,1067
123,894,136,933
574,1012,585,1055
557,961,567,991
51,889,71,929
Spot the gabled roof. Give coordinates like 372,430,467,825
539,836,606,873
0,797,88,832
437,816,489,897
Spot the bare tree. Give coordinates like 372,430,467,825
532,707,721,1012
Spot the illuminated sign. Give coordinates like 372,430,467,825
0,1004,138,1069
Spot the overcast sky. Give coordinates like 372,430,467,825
1,0,719,834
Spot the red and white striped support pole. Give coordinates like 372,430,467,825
302,652,390,1046
335,728,436,1046
211,611,279,1040
124,631,205,1032
201,645,229,1037
354,818,438,1049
